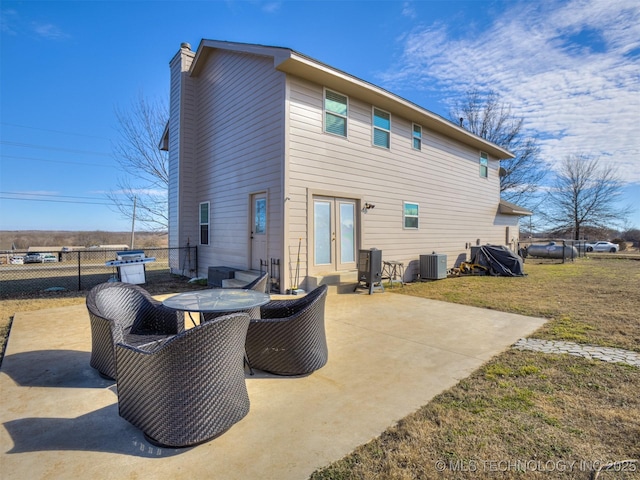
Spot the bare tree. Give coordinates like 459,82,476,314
543,155,631,240
450,89,546,207
108,93,169,232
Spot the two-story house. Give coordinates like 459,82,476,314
163,40,530,292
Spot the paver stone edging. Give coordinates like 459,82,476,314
513,338,640,368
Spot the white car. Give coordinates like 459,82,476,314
10,256,24,264
24,252,45,263
585,241,619,253
24,252,58,263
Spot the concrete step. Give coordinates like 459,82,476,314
234,270,261,283
306,270,358,294
221,278,250,288
220,270,268,288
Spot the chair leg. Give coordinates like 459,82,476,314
244,354,254,376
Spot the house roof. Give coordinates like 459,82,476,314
499,199,533,216
188,39,515,160
159,121,169,151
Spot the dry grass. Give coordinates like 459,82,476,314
311,258,640,480
398,257,640,352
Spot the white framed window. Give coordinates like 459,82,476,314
480,152,489,178
403,202,419,229
373,107,390,148
412,124,422,150
199,202,210,245
324,89,348,137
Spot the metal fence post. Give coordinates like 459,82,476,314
78,251,82,291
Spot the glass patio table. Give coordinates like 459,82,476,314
163,288,270,375
163,288,270,326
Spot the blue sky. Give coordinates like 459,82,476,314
1,0,638,232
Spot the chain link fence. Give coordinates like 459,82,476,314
0,247,197,297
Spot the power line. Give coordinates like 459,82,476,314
0,196,113,206
0,141,112,157
1,191,133,207
0,122,111,140
0,154,114,168
0,191,110,201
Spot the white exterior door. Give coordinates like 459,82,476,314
313,197,357,272
251,193,267,270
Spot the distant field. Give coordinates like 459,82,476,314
0,230,168,251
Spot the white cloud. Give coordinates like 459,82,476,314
401,1,417,19
106,189,167,197
0,9,70,40
1,9,18,35
253,1,281,14
382,0,640,182
31,22,69,40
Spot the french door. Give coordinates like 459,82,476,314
313,197,357,271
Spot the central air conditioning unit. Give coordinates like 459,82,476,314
420,254,447,280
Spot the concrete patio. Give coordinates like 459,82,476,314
0,289,546,479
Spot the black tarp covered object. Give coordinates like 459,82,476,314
472,245,525,277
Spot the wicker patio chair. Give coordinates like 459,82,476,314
243,271,269,293
115,312,251,448
202,271,269,322
86,282,185,380
245,284,328,375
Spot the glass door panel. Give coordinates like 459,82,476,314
314,200,332,265
338,202,355,266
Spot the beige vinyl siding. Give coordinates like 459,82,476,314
168,56,181,250
168,47,196,257
286,76,511,281
190,50,285,275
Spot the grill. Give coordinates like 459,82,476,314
105,250,155,284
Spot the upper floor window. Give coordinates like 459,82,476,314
479,152,489,178
324,89,348,137
373,108,390,149
412,124,422,150
403,202,419,229
199,202,210,245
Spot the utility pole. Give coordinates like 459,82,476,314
130,196,137,249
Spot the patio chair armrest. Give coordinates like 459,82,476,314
248,316,291,327
118,334,177,354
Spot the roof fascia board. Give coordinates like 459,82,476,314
159,121,169,151
190,39,292,76
499,199,533,216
